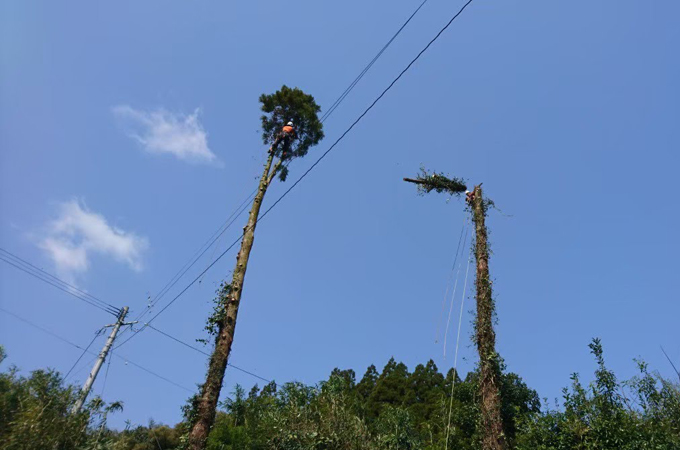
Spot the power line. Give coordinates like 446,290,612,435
257,0,476,237
0,306,192,393
0,254,119,316
0,248,119,313
148,324,210,356
0,248,121,316
125,192,256,330
320,0,430,122
65,329,104,379
0,306,89,351
149,193,255,309
146,324,271,383
661,346,680,382
66,354,99,382
113,234,243,350
113,353,193,393
99,344,113,396
126,0,434,330
118,0,476,347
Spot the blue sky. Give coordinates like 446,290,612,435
1,0,679,429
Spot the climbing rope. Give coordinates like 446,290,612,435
445,249,472,449
435,216,467,344
443,222,469,359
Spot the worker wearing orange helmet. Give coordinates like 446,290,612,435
269,121,297,159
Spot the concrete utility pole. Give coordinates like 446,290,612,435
71,306,132,413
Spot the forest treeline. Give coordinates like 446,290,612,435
1,341,679,450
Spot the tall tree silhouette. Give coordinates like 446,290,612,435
188,86,323,450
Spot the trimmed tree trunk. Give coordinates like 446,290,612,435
470,185,507,450
188,153,279,450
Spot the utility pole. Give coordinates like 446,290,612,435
71,306,133,414
404,171,507,450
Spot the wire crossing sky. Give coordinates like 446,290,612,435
0,248,121,316
124,0,436,339
116,0,475,353
1,0,679,429
0,306,193,392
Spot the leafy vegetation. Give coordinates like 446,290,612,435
0,346,122,450
259,85,325,162
515,339,680,450
409,168,467,197
187,86,326,450
1,341,678,449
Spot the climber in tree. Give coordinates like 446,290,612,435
269,121,297,159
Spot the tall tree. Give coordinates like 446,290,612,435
357,365,379,401
369,358,412,412
469,185,506,450
404,170,507,450
409,360,445,423
187,86,324,450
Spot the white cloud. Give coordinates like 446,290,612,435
38,200,148,282
113,105,218,164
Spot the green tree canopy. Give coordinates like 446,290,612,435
2,343,678,449
259,85,324,161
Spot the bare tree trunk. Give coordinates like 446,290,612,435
188,153,279,450
470,186,507,450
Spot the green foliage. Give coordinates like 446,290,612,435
367,357,412,418
110,420,181,450
0,361,121,450
516,339,680,450
408,360,445,424
278,164,290,182
177,390,203,448
196,346,679,450
259,85,324,161
373,405,418,450
357,365,379,401
413,168,467,197
1,341,678,449
197,358,538,450
201,282,232,343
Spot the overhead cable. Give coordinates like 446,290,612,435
129,0,435,330
146,324,271,383
0,306,192,393
64,329,104,379
118,0,476,346
0,248,121,316
126,192,256,329
320,0,430,122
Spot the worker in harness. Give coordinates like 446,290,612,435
269,121,297,159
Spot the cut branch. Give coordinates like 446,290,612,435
403,169,467,197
